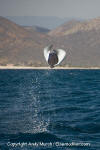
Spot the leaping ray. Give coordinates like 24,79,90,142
44,45,66,68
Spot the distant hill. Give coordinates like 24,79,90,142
1,16,100,67
24,26,50,33
6,16,71,29
49,18,100,37
0,16,50,66
48,20,82,36
48,18,100,67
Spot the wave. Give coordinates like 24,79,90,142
0,132,62,143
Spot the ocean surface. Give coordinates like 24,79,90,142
0,69,100,150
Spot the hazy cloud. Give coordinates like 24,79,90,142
0,0,100,19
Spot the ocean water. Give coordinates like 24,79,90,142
0,69,100,150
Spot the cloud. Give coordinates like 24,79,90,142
0,0,100,19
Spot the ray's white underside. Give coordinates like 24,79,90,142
44,46,66,66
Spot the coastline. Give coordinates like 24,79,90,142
0,66,100,69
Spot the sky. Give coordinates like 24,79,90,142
0,0,100,19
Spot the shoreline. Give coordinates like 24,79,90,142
0,66,100,69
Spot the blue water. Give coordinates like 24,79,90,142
0,69,100,150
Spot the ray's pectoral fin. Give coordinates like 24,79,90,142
44,46,50,62
44,46,66,68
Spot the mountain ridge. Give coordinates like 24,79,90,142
0,16,50,66
48,17,100,37
1,16,100,67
